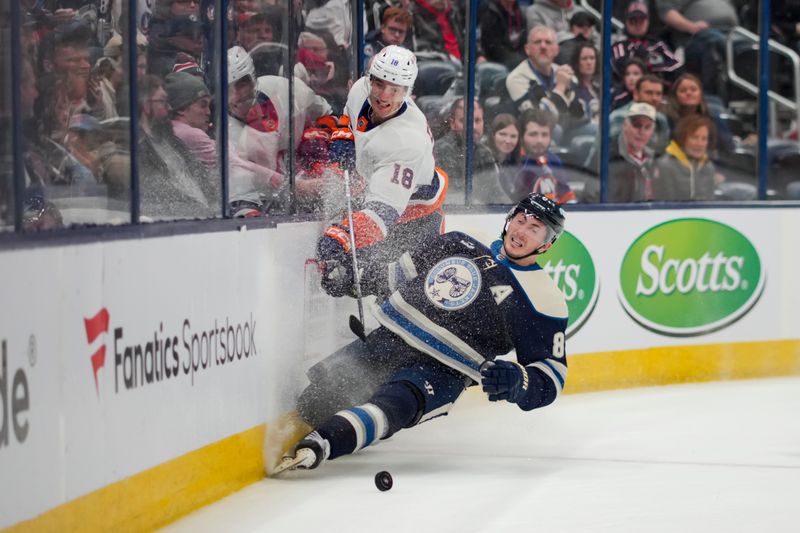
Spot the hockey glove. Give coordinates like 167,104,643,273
480,360,529,404
328,115,356,172
328,137,355,172
317,225,355,297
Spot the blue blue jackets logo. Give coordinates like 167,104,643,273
425,257,482,310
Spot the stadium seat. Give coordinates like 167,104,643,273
476,62,508,100
414,60,460,97
767,139,800,198
415,95,451,122
714,181,758,201
250,42,289,77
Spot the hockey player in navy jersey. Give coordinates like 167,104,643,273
273,193,568,475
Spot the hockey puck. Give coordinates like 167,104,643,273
374,471,393,491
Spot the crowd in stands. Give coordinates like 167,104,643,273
2,0,799,231
410,0,798,205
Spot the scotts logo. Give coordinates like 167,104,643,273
619,218,765,336
541,231,599,337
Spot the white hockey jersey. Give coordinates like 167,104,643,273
341,77,445,248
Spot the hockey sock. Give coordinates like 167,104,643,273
316,380,424,460
317,403,390,460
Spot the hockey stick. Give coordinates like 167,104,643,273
343,169,366,341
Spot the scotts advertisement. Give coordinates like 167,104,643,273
542,231,599,337
619,218,765,336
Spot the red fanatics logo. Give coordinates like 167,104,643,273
84,308,110,396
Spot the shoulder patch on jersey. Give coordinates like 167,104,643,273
515,269,569,319
425,257,482,311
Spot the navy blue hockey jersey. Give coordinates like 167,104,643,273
367,231,569,411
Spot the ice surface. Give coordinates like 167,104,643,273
161,377,800,533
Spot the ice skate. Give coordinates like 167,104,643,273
263,411,313,477
271,432,330,476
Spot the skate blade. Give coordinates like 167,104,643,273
263,412,313,477
271,448,317,477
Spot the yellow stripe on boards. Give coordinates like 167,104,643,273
4,340,799,533
4,425,266,533
564,339,800,394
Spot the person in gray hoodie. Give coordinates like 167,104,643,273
526,0,586,43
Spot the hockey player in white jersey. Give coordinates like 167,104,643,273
273,193,568,474
317,45,448,296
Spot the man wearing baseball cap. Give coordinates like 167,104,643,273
609,102,657,202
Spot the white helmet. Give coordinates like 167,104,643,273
369,45,418,88
228,46,255,85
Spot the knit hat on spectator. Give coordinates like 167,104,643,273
626,102,656,121
173,52,204,77
626,2,649,18
165,72,210,111
238,10,269,26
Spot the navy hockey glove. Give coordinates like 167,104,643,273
328,117,355,172
317,225,355,297
480,360,529,404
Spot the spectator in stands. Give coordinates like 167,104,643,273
654,114,718,200
364,7,414,65
103,32,149,115
609,74,670,154
297,30,349,112
411,0,465,61
503,108,576,203
63,114,107,181
556,10,598,65
166,72,215,165
655,0,738,99
434,98,498,204
570,42,600,123
295,49,336,95
609,102,656,202
298,31,331,63
479,0,528,70
157,0,201,17
525,0,585,44
611,57,646,110
148,11,205,78
472,112,522,204
664,73,734,154
91,56,124,120
488,113,521,166
32,72,98,186
138,74,218,219
167,69,288,215
38,22,96,116
236,9,279,52
611,1,683,85
306,0,353,50
19,57,64,188
506,26,586,132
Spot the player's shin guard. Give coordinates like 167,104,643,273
316,402,392,460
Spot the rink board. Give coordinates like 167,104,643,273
1,208,799,532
